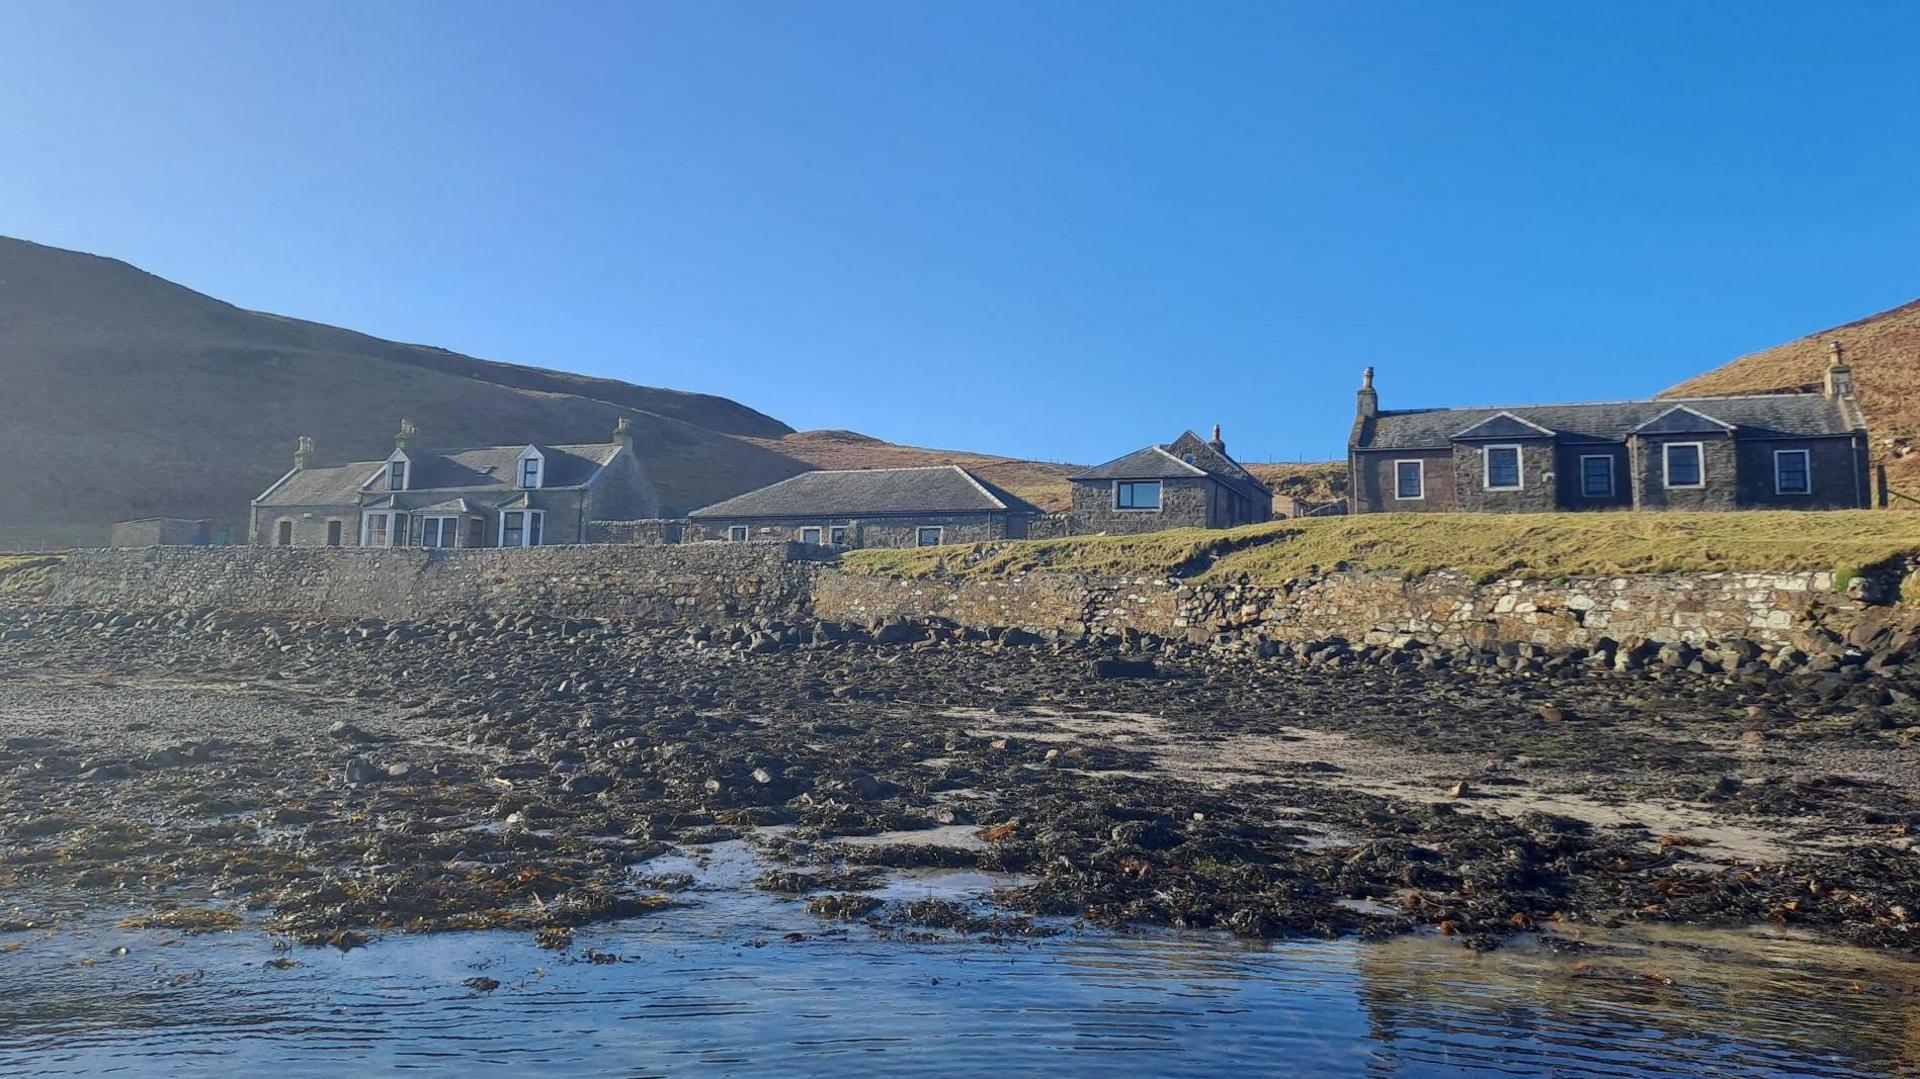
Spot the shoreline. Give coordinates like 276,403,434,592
1,602,1916,955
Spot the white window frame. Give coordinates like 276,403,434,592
1391,459,1424,501
1578,454,1615,498
1663,442,1706,489
517,446,545,490
1114,480,1162,511
361,511,400,548
499,509,545,547
1482,444,1523,491
728,525,749,543
1773,448,1812,496
385,451,410,492
916,526,945,547
420,515,461,549
799,526,823,544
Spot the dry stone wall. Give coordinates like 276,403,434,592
35,544,827,624
23,543,1891,654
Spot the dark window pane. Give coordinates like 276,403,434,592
1486,447,1520,488
1581,457,1612,496
1777,452,1810,493
1394,462,1422,499
1117,481,1161,509
1666,445,1701,486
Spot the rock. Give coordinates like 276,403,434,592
563,773,612,796
327,721,379,744
343,757,382,785
846,774,884,800
1448,780,1472,799
1091,657,1159,680
462,976,501,992
82,762,134,781
1535,704,1566,723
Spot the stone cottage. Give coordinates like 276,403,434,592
250,418,658,547
1346,347,1871,514
687,465,1042,548
1067,427,1273,534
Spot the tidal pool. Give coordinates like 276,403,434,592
1,850,1915,1077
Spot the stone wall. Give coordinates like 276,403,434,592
819,564,1876,651
23,541,1890,655
33,543,828,624
587,519,687,545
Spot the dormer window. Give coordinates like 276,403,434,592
387,458,408,491
517,447,544,489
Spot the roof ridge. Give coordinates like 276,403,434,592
1380,390,1834,415
946,464,1007,510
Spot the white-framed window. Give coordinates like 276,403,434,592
1392,460,1424,500
386,458,408,491
728,525,749,543
361,511,400,548
799,526,823,544
517,447,544,489
1774,449,1812,495
499,509,545,547
916,526,945,547
1483,445,1523,491
1115,480,1162,510
420,516,460,549
1663,442,1705,488
1578,455,1615,498
829,525,849,546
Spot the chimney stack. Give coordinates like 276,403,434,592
612,415,635,456
293,435,314,470
1207,424,1227,454
395,418,417,451
1356,366,1378,420
1824,341,1855,399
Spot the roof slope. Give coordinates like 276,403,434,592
691,466,1043,519
1663,296,1920,492
258,443,621,507
1358,394,1857,451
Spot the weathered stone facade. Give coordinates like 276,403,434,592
1067,476,1218,535
108,518,212,547
1067,429,1272,534
1348,361,1871,514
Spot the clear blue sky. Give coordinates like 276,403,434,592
4,2,1917,464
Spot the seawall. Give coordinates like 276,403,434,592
12,544,1895,652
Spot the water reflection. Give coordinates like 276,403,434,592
1,912,1914,1077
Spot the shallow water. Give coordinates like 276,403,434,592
2,846,1916,1077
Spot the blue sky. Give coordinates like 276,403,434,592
3,2,1916,464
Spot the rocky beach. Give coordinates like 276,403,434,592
1,601,1916,956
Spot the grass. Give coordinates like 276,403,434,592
843,511,1920,586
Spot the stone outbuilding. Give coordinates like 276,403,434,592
1346,348,1871,514
1067,427,1273,534
108,517,213,547
687,465,1042,548
250,418,659,547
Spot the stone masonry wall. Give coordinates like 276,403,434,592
24,543,1888,654
35,543,827,624
818,565,1874,651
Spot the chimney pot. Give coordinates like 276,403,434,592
293,436,314,470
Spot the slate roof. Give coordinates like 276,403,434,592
690,466,1042,519
1070,446,1208,482
1071,432,1273,501
1356,394,1861,451
256,443,621,507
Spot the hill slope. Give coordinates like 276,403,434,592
0,237,828,545
1663,297,1920,494
0,236,1116,547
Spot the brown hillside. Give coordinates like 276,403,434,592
748,430,1081,510
0,237,1098,546
1662,297,1920,496
0,236,814,546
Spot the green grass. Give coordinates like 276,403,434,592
843,511,1920,586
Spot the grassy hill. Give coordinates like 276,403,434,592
1663,297,1920,499
2,237,1114,547
847,510,1920,586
